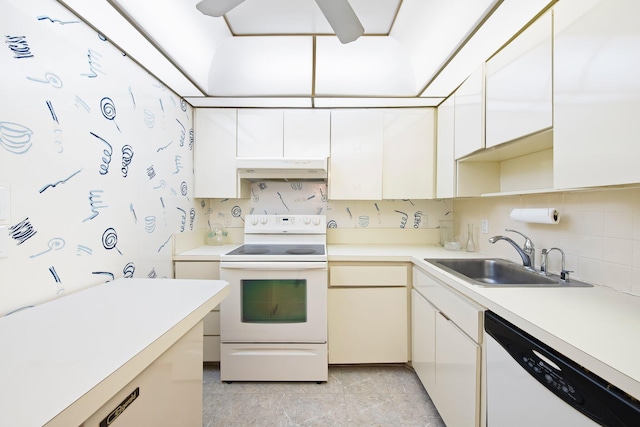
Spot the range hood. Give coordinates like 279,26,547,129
236,158,328,181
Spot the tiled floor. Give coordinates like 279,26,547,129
202,364,446,427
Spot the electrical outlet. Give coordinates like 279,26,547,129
481,219,489,234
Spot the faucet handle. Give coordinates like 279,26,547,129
560,269,573,282
505,228,534,251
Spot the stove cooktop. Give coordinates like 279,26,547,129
225,244,325,257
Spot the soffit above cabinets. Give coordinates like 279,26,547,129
57,0,554,107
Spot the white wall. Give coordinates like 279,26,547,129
453,187,640,296
0,0,206,315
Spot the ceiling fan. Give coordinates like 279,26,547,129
195,0,365,44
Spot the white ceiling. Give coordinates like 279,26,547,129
59,0,553,107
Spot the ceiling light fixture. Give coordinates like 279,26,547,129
195,0,364,44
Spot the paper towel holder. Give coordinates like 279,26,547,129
510,208,560,225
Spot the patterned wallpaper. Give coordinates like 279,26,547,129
209,181,451,230
0,0,206,315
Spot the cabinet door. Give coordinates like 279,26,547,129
554,0,640,189
382,109,436,199
434,313,481,427
328,287,408,364
194,109,240,198
237,109,284,157
485,11,552,148
411,289,437,393
329,109,384,200
174,261,220,280
436,96,456,198
283,109,330,158
454,65,484,159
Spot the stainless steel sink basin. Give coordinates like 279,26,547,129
424,258,593,288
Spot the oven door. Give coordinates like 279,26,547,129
219,261,327,343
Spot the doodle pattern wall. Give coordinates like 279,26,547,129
209,181,451,230
0,0,205,315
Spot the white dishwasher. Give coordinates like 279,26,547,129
485,311,640,426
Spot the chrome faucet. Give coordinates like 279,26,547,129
488,229,536,271
541,247,572,282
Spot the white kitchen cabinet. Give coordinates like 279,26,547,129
411,289,437,392
237,109,284,157
329,109,384,200
194,109,248,199
435,310,481,427
382,109,436,199
328,263,409,364
485,10,552,148
174,261,221,362
329,108,436,200
454,65,484,159
412,266,483,427
436,96,456,198
283,109,330,158
554,0,640,189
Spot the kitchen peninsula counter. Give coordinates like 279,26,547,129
0,278,229,427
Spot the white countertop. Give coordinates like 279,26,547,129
0,278,229,427
329,244,640,400
173,243,640,399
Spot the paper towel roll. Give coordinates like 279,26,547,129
510,208,560,224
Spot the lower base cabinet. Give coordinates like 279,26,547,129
412,267,483,427
328,263,409,364
174,261,221,362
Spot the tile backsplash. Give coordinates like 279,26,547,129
454,187,640,296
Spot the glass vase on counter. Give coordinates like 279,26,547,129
466,223,476,252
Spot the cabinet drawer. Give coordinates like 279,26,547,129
330,265,408,287
413,267,483,342
203,311,220,335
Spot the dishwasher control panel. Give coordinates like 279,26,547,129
521,353,584,404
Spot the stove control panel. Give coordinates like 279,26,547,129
245,215,326,234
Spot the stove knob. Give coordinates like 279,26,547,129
303,217,311,225
312,217,321,226
250,217,259,226
260,217,269,225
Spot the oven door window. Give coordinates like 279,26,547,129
241,279,307,323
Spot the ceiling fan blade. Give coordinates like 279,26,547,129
315,0,364,44
196,0,246,17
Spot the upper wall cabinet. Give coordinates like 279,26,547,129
454,65,484,159
237,109,330,158
329,109,436,200
436,96,456,199
237,110,284,157
383,109,436,199
283,109,331,158
194,109,249,199
554,0,640,189
329,109,384,200
485,10,552,148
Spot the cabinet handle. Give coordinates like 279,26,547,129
438,311,451,321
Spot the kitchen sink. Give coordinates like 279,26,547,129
424,258,593,288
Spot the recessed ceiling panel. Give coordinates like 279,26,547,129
315,37,416,96
208,36,313,96
226,0,401,35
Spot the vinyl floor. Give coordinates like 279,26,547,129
202,364,446,427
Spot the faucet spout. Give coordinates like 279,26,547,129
488,235,533,268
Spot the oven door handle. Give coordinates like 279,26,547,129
220,261,327,270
